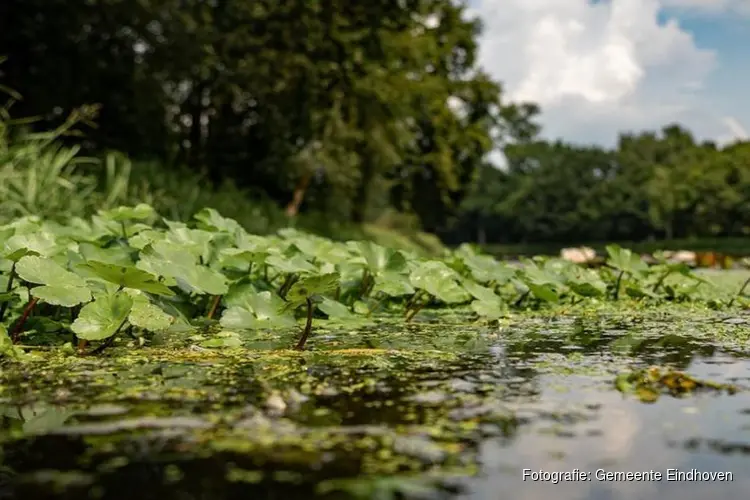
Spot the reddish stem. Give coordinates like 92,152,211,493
206,294,221,319
11,296,39,343
294,298,314,351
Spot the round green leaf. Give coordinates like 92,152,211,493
128,300,174,332
71,292,133,341
16,256,87,287
32,285,92,307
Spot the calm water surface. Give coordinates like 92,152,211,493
1,311,749,499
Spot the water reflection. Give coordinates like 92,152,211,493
464,355,750,500
0,311,749,499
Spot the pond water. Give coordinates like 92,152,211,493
1,307,749,499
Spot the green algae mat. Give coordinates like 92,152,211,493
2,206,750,499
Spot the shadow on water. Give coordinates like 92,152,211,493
1,310,750,499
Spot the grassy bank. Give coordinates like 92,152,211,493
0,109,447,258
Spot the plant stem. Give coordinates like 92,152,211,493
294,297,314,350
364,279,375,298
513,290,529,308
366,292,386,317
652,271,671,292
119,221,130,245
206,294,221,319
405,295,429,322
89,318,129,355
613,270,625,300
405,290,424,315
278,273,298,299
0,261,16,322
11,296,39,343
729,276,750,306
359,269,370,297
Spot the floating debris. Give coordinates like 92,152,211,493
614,366,741,403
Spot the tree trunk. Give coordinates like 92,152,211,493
285,171,313,217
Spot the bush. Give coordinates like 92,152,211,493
0,97,447,257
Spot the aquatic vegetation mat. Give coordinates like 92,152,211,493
2,207,750,498
1,204,749,358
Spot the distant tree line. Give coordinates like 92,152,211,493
444,125,750,244
1,0,748,244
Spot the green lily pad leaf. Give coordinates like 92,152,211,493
175,266,228,296
136,242,226,296
527,283,559,303
470,299,506,320
373,272,415,297
220,307,295,330
266,254,317,274
462,280,499,303
569,282,604,297
78,261,175,296
565,267,607,297
31,285,92,307
71,292,133,341
220,291,296,330
218,248,268,271
410,261,469,304
3,232,59,261
284,235,351,265
522,263,564,287
355,241,408,274
244,291,288,321
98,203,156,222
286,273,340,307
0,324,14,356
16,256,87,288
606,244,649,276
128,299,174,332
193,208,242,234
219,308,255,329
128,229,163,249
461,253,515,284
318,297,354,318
223,282,259,308
78,242,134,266
0,227,12,245
164,227,215,262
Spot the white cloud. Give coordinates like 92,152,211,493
470,0,742,148
662,0,750,15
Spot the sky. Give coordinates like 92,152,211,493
468,0,750,150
